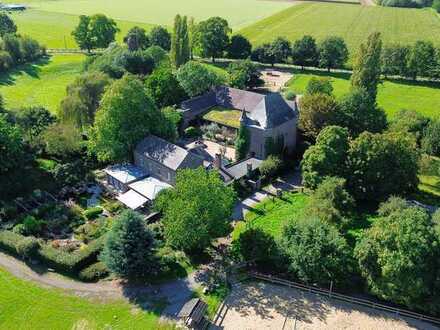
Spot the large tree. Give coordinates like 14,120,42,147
381,44,410,77
155,168,236,252
227,34,252,59
59,71,111,129
422,119,440,157
227,60,263,90
88,75,163,162
72,14,119,51
196,16,230,62
270,37,291,64
100,210,158,278
0,13,17,37
280,217,351,286
15,106,55,142
0,114,25,175
336,87,387,136
123,26,150,51
346,132,419,201
298,93,339,139
149,25,171,51
407,40,437,79
176,61,223,97
351,32,382,101
170,15,190,68
291,35,318,69
355,203,440,313
388,109,429,145
318,36,349,71
145,66,187,108
235,122,250,160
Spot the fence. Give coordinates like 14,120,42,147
249,271,440,326
46,48,105,54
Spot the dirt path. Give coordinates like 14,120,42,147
0,252,200,318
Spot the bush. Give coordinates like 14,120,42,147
184,126,201,138
0,230,29,256
16,237,40,259
83,207,103,220
78,261,109,282
434,0,440,11
284,90,296,101
259,155,282,180
232,228,278,266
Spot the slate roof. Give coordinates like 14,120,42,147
135,135,203,171
248,93,297,129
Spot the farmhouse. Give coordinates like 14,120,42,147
179,86,298,159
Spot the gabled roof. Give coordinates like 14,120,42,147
135,135,203,171
215,86,265,111
248,93,297,129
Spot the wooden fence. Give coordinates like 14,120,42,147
46,48,105,54
249,271,440,326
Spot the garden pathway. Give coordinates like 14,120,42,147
232,171,302,220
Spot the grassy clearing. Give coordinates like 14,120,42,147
413,156,440,205
285,69,440,119
239,3,440,61
0,268,173,330
0,54,84,114
232,192,309,240
203,107,241,128
14,0,291,30
11,10,154,49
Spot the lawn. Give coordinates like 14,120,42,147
12,0,292,30
10,10,155,49
203,107,242,128
239,3,440,62
233,192,309,240
0,54,84,114
0,268,174,330
285,69,440,119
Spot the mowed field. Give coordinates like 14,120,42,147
286,70,440,118
0,54,84,113
0,268,172,330
239,3,440,59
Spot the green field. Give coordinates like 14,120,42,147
233,192,309,240
11,10,154,49
0,54,85,113
285,69,440,119
0,268,172,330
239,3,440,60
203,107,242,128
14,0,291,29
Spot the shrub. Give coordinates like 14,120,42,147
83,207,103,220
0,230,29,256
16,237,40,259
232,228,278,265
78,261,109,282
259,155,282,180
434,0,440,12
184,126,201,138
284,90,296,101
21,215,45,236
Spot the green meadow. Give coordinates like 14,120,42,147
0,54,85,113
0,268,172,330
239,3,440,60
285,69,440,119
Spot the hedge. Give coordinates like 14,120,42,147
78,261,109,282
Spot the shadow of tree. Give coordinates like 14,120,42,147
0,56,51,86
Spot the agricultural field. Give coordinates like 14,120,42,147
0,268,172,330
285,69,440,119
239,3,440,61
10,10,154,49
0,54,85,114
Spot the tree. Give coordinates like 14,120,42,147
227,34,252,59
15,106,55,142
259,155,282,179
19,36,44,62
156,168,236,252
346,132,419,201
305,176,355,228
301,126,349,188
59,71,111,129
280,217,351,286
0,13,17,37
305,77,333,96
72,14,119,51
235,122,250,160
227,60,263,90
388,109,429,145
355,204,440,313
170,15,190,68
434,0,440,12
351,32,382,101
3,34,22,64
381,44,410,77
336,87,387,136
149,25,171,51
196,17,230,62
407,40,437,79
88,75,163,162
270,37,291,64
176,61,224,97
123,26,150,51
298,93,339,139
318,36,349,71
232,228,277,265
251,43,275,65
291,35,318,69
145,66,188,108
422,120,440,156
0,114,25,175
43,123,82,158
100,210,158,278
119,50,155,75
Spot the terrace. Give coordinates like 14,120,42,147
202,106,242,129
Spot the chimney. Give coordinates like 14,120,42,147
214,153,222,169
247,162,253,176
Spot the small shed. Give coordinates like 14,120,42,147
178,298,209,329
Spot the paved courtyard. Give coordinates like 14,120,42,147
212,281,438,330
